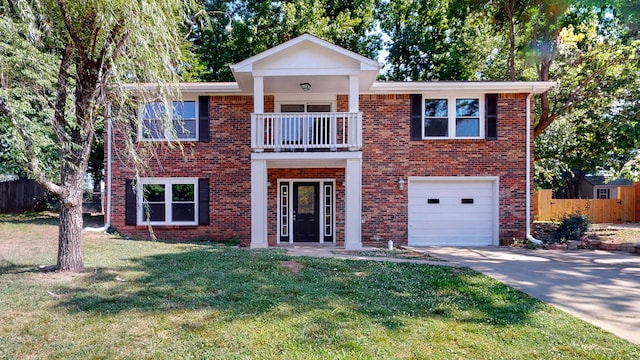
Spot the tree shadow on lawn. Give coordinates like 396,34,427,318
0,212,60,225
0,259,40,275
57,247,544,329
0,212,103,227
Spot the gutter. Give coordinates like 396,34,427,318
84,104,112,233
525,90,543,246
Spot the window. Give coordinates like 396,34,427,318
138,178,198,225
424,99,448,137
596,188,611,199
423,96,482,138
324,183,333,239
141,100,197,140
278,103,332,146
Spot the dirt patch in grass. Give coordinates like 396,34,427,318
279,260,305,275
0,212,115,272
533,222,640,252
587,225,640,244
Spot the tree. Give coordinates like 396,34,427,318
0,0,200,271
379,0,492,81
193,0,381,82
0,16,58,180
533,3,640,195
377,0,639,196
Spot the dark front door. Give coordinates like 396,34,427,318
293,182,320,242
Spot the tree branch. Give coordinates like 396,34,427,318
0,97,9,117
57,0,89,64
14,122,64,196
534,51,630,137
53,44,73,149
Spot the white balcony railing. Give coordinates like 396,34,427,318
251,112,362,151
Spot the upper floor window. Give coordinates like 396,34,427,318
141,100,197,140
423,97,483,139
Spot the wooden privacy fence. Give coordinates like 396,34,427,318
0,179,48,213
534,187,637,223
636,182,640,223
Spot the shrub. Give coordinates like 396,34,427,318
556,214,590,241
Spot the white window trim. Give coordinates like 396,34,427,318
275,101,336,113
137,177,199,226
139,98,199,142
423,93,485,139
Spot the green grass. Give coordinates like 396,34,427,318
1,214,639,359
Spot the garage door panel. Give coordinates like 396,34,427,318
408,179,497,246
411,203,492,215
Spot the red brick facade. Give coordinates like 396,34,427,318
108,92,532,246
358,93,531,246
109,95,254,243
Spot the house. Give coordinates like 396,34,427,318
104,34,554,249
580,175,633,199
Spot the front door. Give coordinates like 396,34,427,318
293,182,320,242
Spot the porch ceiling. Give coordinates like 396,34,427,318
263,75,361,94
252,152,362,169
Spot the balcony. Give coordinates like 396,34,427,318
251,112,362,152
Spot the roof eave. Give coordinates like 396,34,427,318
122,82,243,94
368,81,556,94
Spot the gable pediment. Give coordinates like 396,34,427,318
231,34,380,91
252,43,361,76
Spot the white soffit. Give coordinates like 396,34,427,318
124,82,243,94
369,81,556,94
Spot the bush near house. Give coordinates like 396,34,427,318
556,214,591,242
533,214,590,244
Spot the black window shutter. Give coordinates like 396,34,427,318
485,94,498,140
198,178,210,225
410,94,423,140
125,179,137,225
198,96,210,142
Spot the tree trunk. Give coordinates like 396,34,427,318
57,199,85,272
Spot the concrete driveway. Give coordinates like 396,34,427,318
425,247,640,344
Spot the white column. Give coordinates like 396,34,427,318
348,75,361,150
348,75,359,112
253,77,265,152
254,76,264,113
344,158,362,249
250,159,268,248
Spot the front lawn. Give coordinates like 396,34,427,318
1,213,638,359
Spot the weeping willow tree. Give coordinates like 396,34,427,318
0,0,201,271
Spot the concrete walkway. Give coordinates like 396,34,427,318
285,245,640,345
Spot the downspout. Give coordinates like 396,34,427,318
84,103,112,232
525,90,543,246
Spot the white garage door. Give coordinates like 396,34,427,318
408,178,498,246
